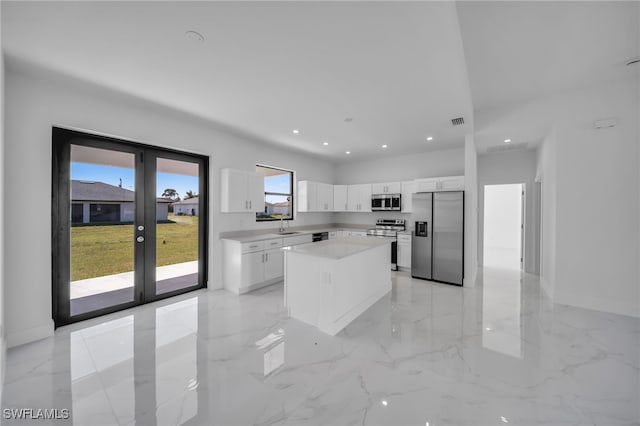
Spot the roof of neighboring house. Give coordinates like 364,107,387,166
71,180,172,203
172,197,199,205
272,201,290,207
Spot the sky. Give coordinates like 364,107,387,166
71,163,290,203
71,163,199,198
264,174,292,204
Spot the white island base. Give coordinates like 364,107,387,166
283,237,392,336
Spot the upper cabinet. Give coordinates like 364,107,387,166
347,184,372,212
221,168,264,212
298,181,334,212
371,181,401,194
333,185,348,212
414,175,464,193
401,180,416,213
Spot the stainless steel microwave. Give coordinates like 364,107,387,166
371,194,401,211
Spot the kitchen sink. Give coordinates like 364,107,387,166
278,231,302,235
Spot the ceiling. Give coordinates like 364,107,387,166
2,1,637,159
457,1,639,153
1,1,473,161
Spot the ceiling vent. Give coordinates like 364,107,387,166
486,142,528,153
451,117,465,126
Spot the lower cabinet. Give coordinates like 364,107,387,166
397,233,412,270
223,234,312,294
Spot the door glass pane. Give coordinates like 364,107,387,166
70,145,136,316
156,158,200,295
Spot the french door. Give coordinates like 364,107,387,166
52,127,208,327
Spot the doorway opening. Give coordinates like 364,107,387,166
483,183,524,270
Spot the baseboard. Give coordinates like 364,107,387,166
6,320,55,348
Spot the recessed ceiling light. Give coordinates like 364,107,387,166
185,30,205,43
504,138,512,143
382,144,388,148
426,136,433,141
381,400,388,406
322,142,329,146
292,129,300,134
345,151,351,154
344,117,354,122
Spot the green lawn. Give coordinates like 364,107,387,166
71,214,199,280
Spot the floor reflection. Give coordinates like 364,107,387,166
480,267,523,358
3,271,639,426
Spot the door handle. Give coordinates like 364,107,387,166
249,200,252,209
265,253,268,262
245,200,248,209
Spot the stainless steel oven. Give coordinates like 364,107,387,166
371,194,401,211
366,219,405,270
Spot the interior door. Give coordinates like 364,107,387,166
52,127,208,327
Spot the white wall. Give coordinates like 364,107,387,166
537,129,557,300
332,147,465,225
478,149,538,273
536,77,639,317
553,78,639,317
3,63,336,347
464,134,478,286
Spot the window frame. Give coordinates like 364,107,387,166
256,164,294,222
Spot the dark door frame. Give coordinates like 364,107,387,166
52,127,209,327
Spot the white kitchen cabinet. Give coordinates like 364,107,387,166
297,180,318,212
223,234,312,294
439,176,465,191
414,176,464,193
371,182,401,194
333,185,348,212
264,247,284,281
414,177,439,193
328,231,337,239
401,181,415,213
221,168,264,212
298,181,333,212
241,251,265,288
317,182,334,211
347,184,372,212
397,233,412,269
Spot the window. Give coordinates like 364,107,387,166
256,165,294,221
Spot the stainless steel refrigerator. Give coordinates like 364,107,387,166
411,191,464,286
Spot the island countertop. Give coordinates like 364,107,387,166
282,236,391,260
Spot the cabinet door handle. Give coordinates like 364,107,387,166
262,253,265,262
265,253,268,262
249,200,252,209
245,200,248,209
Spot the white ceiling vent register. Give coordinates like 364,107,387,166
486,142,528,153
451,117,465,126
594,118,617,129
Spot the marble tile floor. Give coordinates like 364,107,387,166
2,268,639,426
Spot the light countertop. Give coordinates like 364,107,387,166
282,236,391,260
221,226,370,243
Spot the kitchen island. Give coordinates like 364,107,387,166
283,236,392,336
